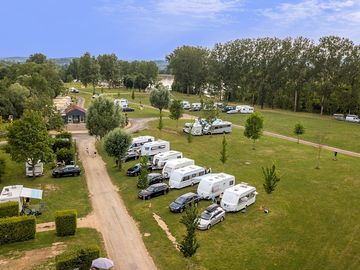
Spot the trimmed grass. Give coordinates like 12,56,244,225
99,118,360,270
0,149,91,223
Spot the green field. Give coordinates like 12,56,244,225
99,119,360,270
0,149,91,223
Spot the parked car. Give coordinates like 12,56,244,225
197,204,225,230
52,165,81,178
122,107,135,112
226,109,239,114
126,163,151,176
138,183,169,200
169,192,201,213
69,87,79,93
222,106,235,113
137,173,164,188
123,151,140,162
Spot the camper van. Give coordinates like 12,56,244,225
183,121,203,136
169,165,208,189
152,151,183,170
203,119,232,135
345,114,360,123
182,101,191,110
162,158,195,179
235,105,254,114
141,140,170,157
220,183,257,212
197,173,235,199
129,136,155,152
190,103,202,111
25,160,44,177
114,98,128,109
0,185,43,211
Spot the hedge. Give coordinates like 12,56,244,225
0,216,36,244
55,209,77,237
55,245,100,270
0,201,19,218
56,147,75,165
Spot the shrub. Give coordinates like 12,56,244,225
53,138,72,152
0,201,19,218
55,209,77,237
0,216,36,244
56,147,75,165
55,132,72,140
55,245,100,270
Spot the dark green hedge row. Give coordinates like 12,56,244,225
0,201,19,218
55,209,77,237
55,245,100,270
0,216,36,244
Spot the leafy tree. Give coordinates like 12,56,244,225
202,100,219,124
7,110,53,177
0,156,5,183
56,147,75,165
169,100,183,128
86,97,124,139
27,53,47,64
187,124,193,144
244,112,264,150
79,52,100,93
131,89,135,100
149,85,170,131
294,123,305,143
137,156,149,189
103,128,132,170
262,164,280,194
97,54,120,88
220,135,228,169
179,204,200,258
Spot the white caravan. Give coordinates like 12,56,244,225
235,105,254,114
25,160,44,177
190,103,202,111
345,114,360,123
129,136,155,152
0,185,43,211
114,98,128,109
203,119,232,135
182,101,191,110
162,158,195,179
197,173,235,199
169,165,207,189
152,151,183,170
183,121,203,136
220,183,257,212
141,140,170,157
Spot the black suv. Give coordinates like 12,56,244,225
126,163,152,176
52,165,81,178
222,106,235,113
138,183,169,200
137,173,164,188
169,192,201,213
123,151,140,162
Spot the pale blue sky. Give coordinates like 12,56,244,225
1,0,359,60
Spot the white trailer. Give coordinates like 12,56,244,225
129,136,155,152
25,160,44,177
220,183,257,212
197,173,235,199
345,114,360,123
114,98,128,108
162,158,195,179
169,165,208,189
182,101,191,110
183,121,203,136
190,103,201,111
235,105,254,114
203,119,232,135
152,151,183,170
0,185,43,211
141,140,170,157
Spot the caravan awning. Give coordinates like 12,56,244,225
20,188,43,200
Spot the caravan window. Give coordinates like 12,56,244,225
192,173,197,178
182,176,190,182
199,171,205,176
230,180,234,185
145,147,150,150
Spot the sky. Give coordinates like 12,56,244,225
1,0,360,60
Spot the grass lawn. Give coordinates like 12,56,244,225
0,149,91,223
99,118,360,270
0,228,105,270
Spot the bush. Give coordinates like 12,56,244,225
0,201,19,218
55,209,77,237
55,245,100,270
53,138,72,152
55,132,72,140
0,216,36,244
56,147,75,165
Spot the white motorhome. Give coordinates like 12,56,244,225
25,160,44,177
169,165,208,189
235,105,254,114
190,103,202,111
0,185,43,211
203,119,232,135
152,151,183,170
162,158,195,179
114,98,128,109
197,173,235,199
129,136,155,152
182,101,191,110
220,183,257,212
183,121,203,136
345,114,360,123
141,140,170,157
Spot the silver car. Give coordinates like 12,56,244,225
197,204,225,230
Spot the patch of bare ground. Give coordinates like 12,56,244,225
153,213,179,251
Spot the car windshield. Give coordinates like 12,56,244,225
146,186,156,192
175,197,187,204
200,212,211,220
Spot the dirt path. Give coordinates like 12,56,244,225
73,133,156,270
126,117,156,133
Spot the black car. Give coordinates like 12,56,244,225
52,165,81,178
169,192,201,213
123,151,139,162
222,106,235,113
126,163,152,176
137,173,164,188
138,183,169,200
122,107,135,112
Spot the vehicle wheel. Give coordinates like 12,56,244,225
180,207,184,213
220,216,224,222
191,182,194,186
207,224,211,230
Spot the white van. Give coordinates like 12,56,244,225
197,173,235,199
345,114,360,123
182,101,191,110
235,105,254,114
169,165,208,189
203,119,232,135
162,158,195,179
152,151,183,170
190,103,201,111
114,98,128,109
129,136,155,152
25,160,44,177
183,121,203,136
141,140,170,157
220,183,257,212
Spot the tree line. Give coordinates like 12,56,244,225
167,36,360,115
